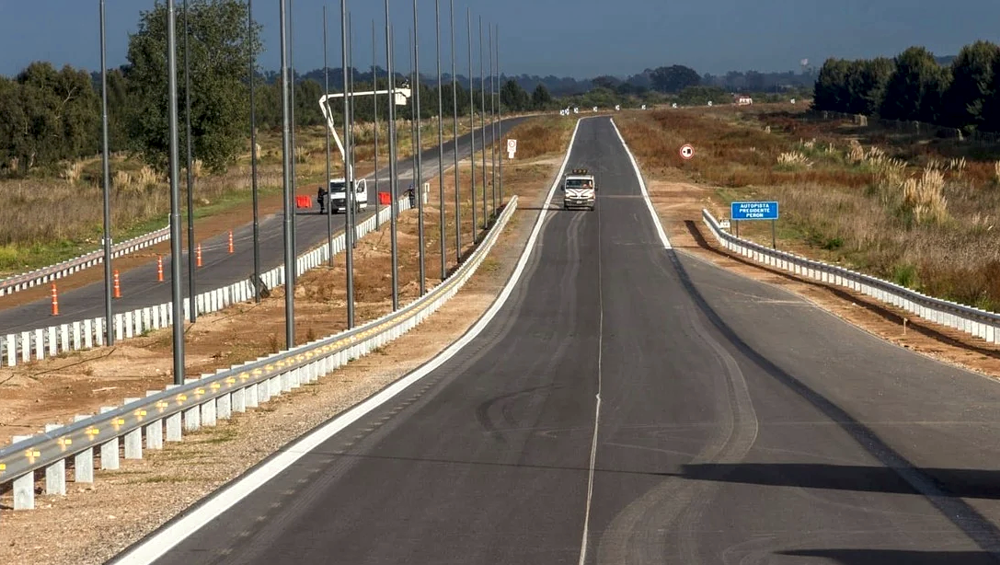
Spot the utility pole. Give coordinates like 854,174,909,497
489,23,496,215
183,0,197,323
341,0,355,329
279,0,295,348
435,0,446,281
289,0,298,287
467,8,477,243
496,24,504,207
413,0,425,296
249,0,261,301
479,16,487,228
99,0,114,346
450,0,460,263
166,0,186,384
324,5,333,266
385,13,399,311
373,19,380,229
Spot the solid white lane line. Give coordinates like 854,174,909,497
608,118,672,250
578,181,605,565
109,118,585,565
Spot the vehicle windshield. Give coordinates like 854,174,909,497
328,181,346,192
565,178,592,189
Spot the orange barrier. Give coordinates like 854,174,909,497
378,191,391,205
157,255,164,282
113,270,121,299
228,230,234,254
196,244,203,267
296,195,312,208
50,283,59,316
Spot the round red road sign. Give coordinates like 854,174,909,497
680,144,695,160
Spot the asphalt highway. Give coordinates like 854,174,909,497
0,117,528,334
134,117,1000,564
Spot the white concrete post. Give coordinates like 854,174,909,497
98,407,120,470
43,424,66,496
11,435,34,510
72,415,94,483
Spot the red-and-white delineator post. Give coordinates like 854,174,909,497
50,283,59,316
228,230,234,254
113,270,121,299
196,244,203,268
157,256,164,282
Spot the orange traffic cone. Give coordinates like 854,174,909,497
196,243,203,267
157,255,164,282
228,230,234,254
50,283,59,316
113,270,121,299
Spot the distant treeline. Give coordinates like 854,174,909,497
813,42,1000,132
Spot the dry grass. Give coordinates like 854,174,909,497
617,106,1000,311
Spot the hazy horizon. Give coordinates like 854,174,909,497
1,0,997,79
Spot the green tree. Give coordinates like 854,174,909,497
813,58,852,113
881,47,950,123
844,58,894,115
531,83,552,110
500,79,530,112
945,41,1000,129
125,0,262,173
650,65,700,93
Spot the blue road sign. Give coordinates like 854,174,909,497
731,201,779,221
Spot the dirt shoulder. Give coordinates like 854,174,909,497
645,174,1000,383
0,121,568,565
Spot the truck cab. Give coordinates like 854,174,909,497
321,177,368,214
561,168,596,211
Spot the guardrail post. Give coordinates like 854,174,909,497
123,398,143,460
246,382,260,408
98,407,120,470
72,415,94,483
164,385,183,442
47,327,57,357
232,382,246,413
183,380,202,431
11,435,34,510
268,375,281,399
145,391,164,449
216,385,232,420
43,424,67,496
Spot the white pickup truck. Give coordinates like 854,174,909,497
319,177,368,214
561,168,596,211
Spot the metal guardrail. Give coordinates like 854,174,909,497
0,226,171,297
0,195,517,516
701,209,1000,345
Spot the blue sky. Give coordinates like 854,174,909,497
1,0,998,78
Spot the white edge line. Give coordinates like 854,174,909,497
608,117,672,250
109,117,585,565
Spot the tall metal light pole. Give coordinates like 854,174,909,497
467,8,477,244
289,0,297,287
479,16,487,228
279,0,295,349
385,12,399,311
99,0,114,346
450,0,460,263
372,20,380,229
413,0,425,296
183,0,197,323
435,0,445,281
497,24,504,207
341,0,355,329
249,0,261,301
409,27,417,210
323,6,333,266
489,23,496,214
167,0,186,384
347,12,356,251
